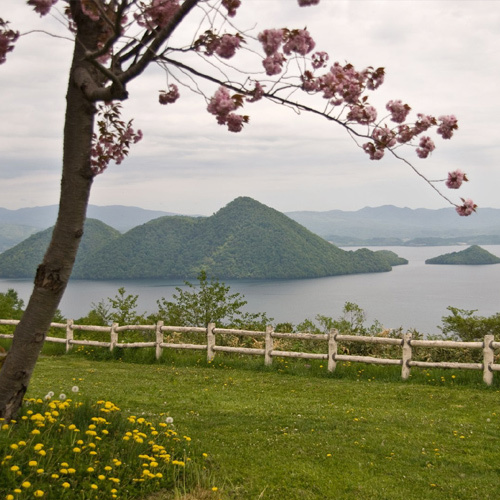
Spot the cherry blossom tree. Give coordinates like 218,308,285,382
0,0,473,419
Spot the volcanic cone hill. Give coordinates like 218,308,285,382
0,197,400,280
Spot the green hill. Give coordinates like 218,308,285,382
0,198,403,280
425,245,500,265
374,250,408,267
0,219,121,278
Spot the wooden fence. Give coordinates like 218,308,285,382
1,319,499,385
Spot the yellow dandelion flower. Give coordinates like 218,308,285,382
37,469,44,474
22,481,31,488
87,467,95,473
62,482,70,489
51,474,59,479
31,429,40,435
104,466,112,471
6,495,14,500
68,468,76,474
90,484,98,490
98,475,105,481
73,448,81,453
34,490,44,497
29,460,38,467
212,487,218,492
10,444,18,450
10,465,20,472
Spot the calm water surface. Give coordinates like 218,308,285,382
2,246,500,335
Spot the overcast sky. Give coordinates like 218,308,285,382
1,0,499,216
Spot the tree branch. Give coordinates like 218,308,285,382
117,0,201,85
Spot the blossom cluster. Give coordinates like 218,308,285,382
222,0,241,17
91,102,143,175
135,0,180,30
258,28,316,76
207,87,248,132
0,19,19,65
196,30,243,59
159,84,180,105
27,0,58,17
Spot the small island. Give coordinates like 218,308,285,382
425,245,500,265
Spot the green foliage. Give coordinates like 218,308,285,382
439,306,500,342
0,289,24,320
76,288,145,327
154,271,270,328
425,245,500,265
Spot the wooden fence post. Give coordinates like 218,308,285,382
401,333,412,380
155,321,164,360
110,323,118,352
207,322,215,362
483,334,494,386
265,325,273,366
328,328,338,372
65,319,73,353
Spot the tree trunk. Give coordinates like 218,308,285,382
0,14,100,420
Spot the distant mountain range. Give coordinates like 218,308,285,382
1,202,500,253
0,197,405,280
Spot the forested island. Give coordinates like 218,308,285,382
0,197,407,280
425,245,500,265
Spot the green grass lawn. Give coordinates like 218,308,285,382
24,354,500,499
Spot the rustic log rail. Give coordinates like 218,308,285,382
0,319,498,385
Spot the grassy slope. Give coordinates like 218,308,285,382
26,355,500,500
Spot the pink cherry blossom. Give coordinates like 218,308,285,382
207,86,237,124
445,169,468,189
135,0,180,29
258,29,284,56
365,67,385,90
437,114,458,139
283,29,315,56
396,124,415,144
246,81,265,103
414,113,436,134
227,113,245,132
386,100,411,123
222,0,241,17
311,51,329,69
262,53,286,76
0,20,19,65
298,0,320,5
415,136,435,159
347,104,377,125
159,84,180,105
372,125,397,148
27,0,58,17
215,34,241,59
455,198,476,216
363,142,385,160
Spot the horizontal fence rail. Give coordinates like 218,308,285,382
1,319,499,385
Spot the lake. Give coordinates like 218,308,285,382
1,245,500,335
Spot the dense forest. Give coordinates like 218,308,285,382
425,245,500,265
0,197,406,280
